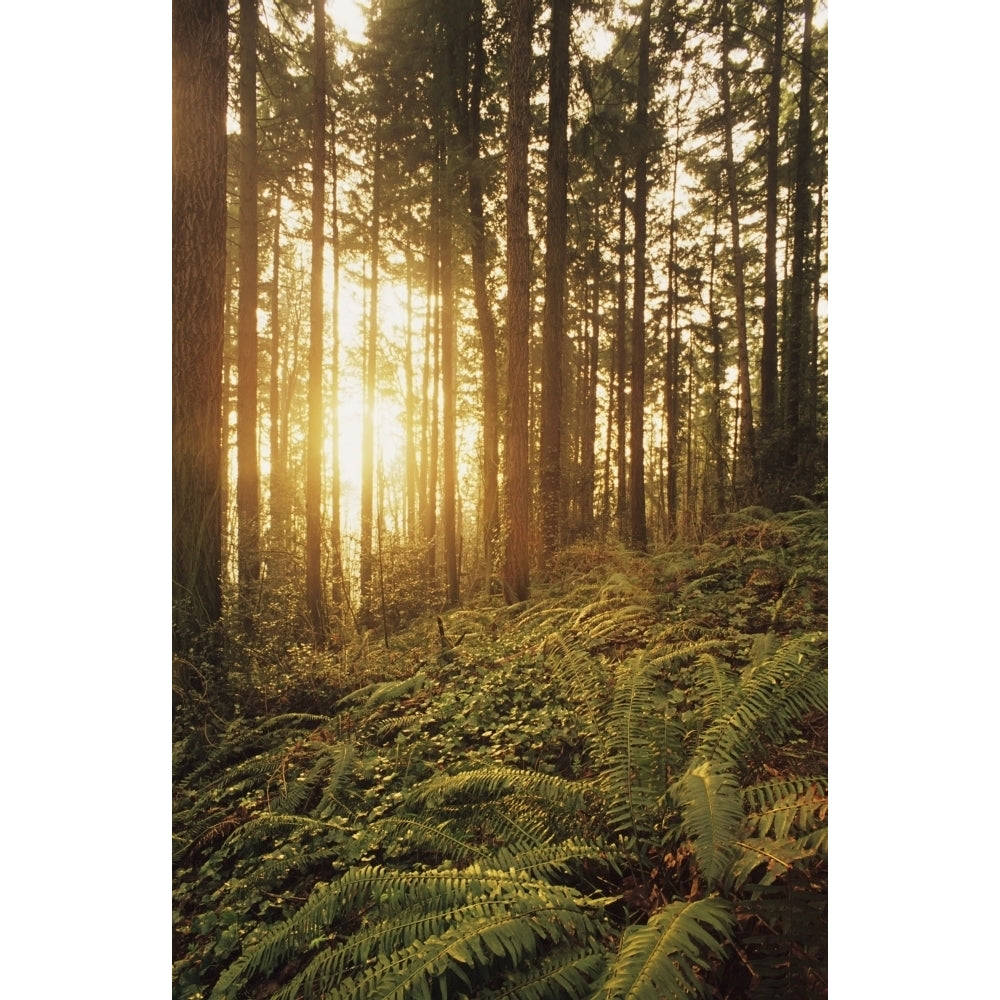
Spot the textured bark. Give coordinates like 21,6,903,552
784,0,814,470
539,0,571,569
328,118,344,609
237,0,261,593
502,0,533,604
719,1,755,500
467,3,500,591
305,0,327,640
360,127,381,601
628,0,652,552
268,187,289,569
760,0,784,449
614,166,629,541
441,142,460,607
172,0,227,632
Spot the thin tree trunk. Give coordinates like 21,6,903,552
785,0,814,475
719,0,755,503
404,248,419,542
305,0,327,641
628,0,652,552
502,0,532,603
614,165,629,541
440,139,460,607
360,127,381,602
172,0,227,634
328,111,344,611
268,186,288,573
539,0,571,570
237,0,261,598
760,0,784,469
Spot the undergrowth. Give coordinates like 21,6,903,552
173,506,827,999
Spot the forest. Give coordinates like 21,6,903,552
173,0,827,997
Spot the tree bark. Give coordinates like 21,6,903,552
306,0,327,641
784,0,814,475
172,0,227,634
719,0,755,502
539,0,571,570
502,0,533,603
237,0,261,596
360,127,381,603
628,0,652,552
467,1,500,592
760,0,784,467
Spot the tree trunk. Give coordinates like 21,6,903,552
539,0,571,571
614,166,629,541
628,0,652,552
360,127,382,603
328,112,344,612
172,0,227,635
305,0,327,641
719,0,755,503
237,0,261,598
784,0,814,476
467,0,500,592
440,140,460,607
268,186,288,575
760,0,784,475
502,0,532,603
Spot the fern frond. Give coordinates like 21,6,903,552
214,863,610,1000
595,656,664,839
669,762,743,888
602,897,733,1000
362,813,485,864
338,670,429,711
406,764,585,814
695,634,826,772
476,944,608,1000
743,777,828,840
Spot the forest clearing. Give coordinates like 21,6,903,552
173,0,827,996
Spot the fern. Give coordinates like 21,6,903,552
601,897,734,1000
594,655,665,840
212,862,611,1000
669,762,743,889
694,633,827,772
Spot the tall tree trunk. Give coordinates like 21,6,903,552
614,165,629,541
539,0,571,570
360,126,381,602
628,0,652,552
664,111,681,540
172,0,227,635
760,0,784,476
328,112,344,612
719,0,755,503
237,0,261,598
305,0,327,641
440,140,460,607
784,0,814,476
467,0,500,592
404,248,419,542
502,0,533,604
579,245,600,537
268,186,288,575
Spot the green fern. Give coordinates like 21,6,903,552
211,863,611,1000
669,762,743,889
594,655,665,840
601,897,734,999
694,633,827,772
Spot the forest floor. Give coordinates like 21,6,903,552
173,504,828,1000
